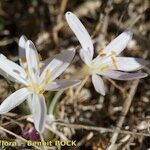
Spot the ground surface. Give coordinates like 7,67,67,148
0,0,150,150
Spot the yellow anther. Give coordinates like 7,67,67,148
38,54,42,61
38,63,43,69
27,82,46,94
20,57,26,63
26,70,52,94
45,70,50,78
45,77,51,84
45,70,52,84
99,65,109,72
111,51,118,69
98,48,106,57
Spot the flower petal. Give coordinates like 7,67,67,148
26,40,40,77
27,94,33,112
91,74,105,95
0,54,27,85
19,35,28,67
104,31,133,55
80,48,92,65
40,58,53,73
31,94,47,133
45,79,80,91
91,55,111,70
40,49,75,83
0,69,18,83
100,69,148,80
115,57,148,71
0,88,30,114
65,12,94,61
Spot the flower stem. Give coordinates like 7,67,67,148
49,90,64,114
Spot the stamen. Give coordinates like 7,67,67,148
45,70,49,77
111,51,118,69
38,54,42,61
20,57,26,64
99,65,109,72
98,48,106,57
27,82,46,94
45,70,52,84
38,63,43,69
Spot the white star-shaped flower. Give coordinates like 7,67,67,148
65,12,147,95
0,36,80,132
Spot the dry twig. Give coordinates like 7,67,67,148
108,79,140,149
54,121,150,137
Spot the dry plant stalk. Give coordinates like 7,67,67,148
55,121,150,137
108,79,140,149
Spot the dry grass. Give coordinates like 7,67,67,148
0,0,149,149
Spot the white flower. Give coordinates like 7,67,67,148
0,36,80,132
65,12,148,95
